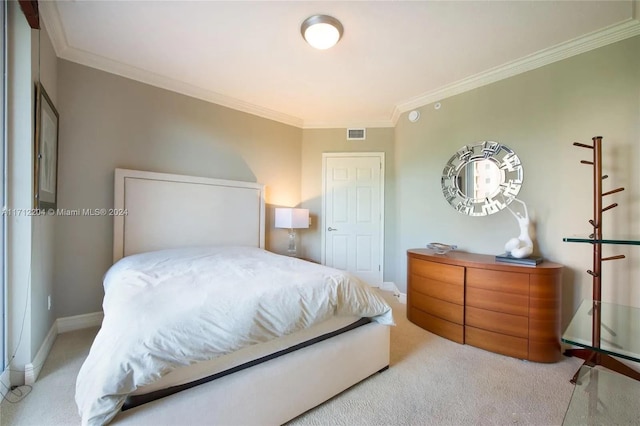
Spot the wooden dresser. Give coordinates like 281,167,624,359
407,249,563,363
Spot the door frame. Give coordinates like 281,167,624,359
321,152,385,282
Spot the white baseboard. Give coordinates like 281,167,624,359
380,281,397,292
57,311,103,334
380,282,407,304
21,311,103,386
25,321,58,385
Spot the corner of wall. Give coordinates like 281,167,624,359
24,322,57,385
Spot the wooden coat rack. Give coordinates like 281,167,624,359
564,136,640,383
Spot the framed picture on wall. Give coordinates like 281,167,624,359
34,83,59,210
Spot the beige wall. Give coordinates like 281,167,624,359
300,128,396,280
31,22,58,358
54,60,302,317
394,36,640,328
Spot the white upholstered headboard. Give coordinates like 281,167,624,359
113,168,265,262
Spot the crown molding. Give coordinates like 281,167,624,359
302,119,395,129
38,0,68,56
40,1,639,130
392,18,640,124
65,49,303,127
60,47,305,128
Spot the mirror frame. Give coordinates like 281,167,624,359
441,141,523,216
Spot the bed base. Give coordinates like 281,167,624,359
112,322,390,425
123,318,372,410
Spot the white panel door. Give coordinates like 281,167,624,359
322,153,384,286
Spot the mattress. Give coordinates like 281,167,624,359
125,314,366,407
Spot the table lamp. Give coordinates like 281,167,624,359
275,207,309,256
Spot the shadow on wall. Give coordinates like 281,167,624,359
54,153,259,318
117,139,258,184
298,195,322,263
560,267,577,331
607,143,635,304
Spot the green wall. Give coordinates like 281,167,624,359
394,35,640,327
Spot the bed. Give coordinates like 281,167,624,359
75,168,393,426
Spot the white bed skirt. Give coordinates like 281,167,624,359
111,322,390,425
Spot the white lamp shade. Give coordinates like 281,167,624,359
275,208,309,229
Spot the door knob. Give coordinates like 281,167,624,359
328,227,338,231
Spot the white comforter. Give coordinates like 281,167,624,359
76,246,393,425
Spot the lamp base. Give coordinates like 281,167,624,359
287,230,297,256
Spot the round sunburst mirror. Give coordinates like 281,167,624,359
441,141,523,216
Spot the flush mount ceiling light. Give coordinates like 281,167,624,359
300,15,343,50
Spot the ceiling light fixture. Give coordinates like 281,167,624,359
301,15,343,50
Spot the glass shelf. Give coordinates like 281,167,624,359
563,365,640,425
563,236,640,245
562,300,640,363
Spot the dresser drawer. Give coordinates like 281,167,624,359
409,307,464,344
410,258,464,286
466,286,529,316
410,274,463,305
465,306,528,338
411,291,463,324
465,326,528,360
466,268,529,295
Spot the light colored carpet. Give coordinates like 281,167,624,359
1,292,584,425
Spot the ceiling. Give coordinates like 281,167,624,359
40,1,640,129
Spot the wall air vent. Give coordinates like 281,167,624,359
347,128,366,141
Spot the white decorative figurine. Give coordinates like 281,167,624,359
504,198,533,259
